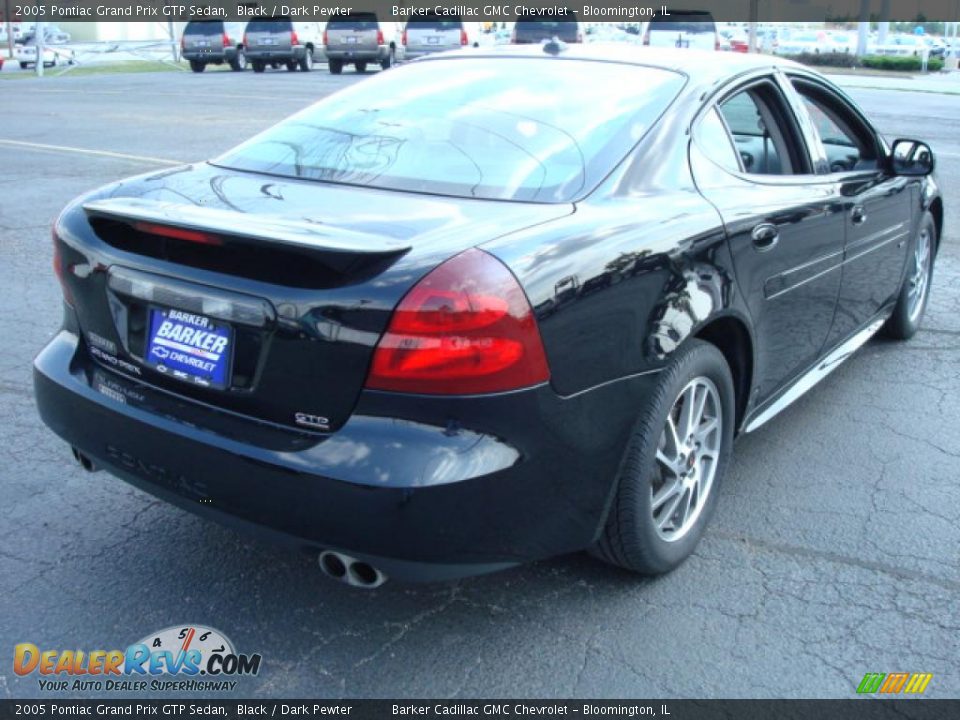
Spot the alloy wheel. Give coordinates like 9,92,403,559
907,227,932,323
652,376,723,542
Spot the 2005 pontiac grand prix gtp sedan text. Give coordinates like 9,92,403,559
35,45,942,587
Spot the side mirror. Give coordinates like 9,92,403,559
890,138,935,177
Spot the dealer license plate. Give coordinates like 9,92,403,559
145,308,233,389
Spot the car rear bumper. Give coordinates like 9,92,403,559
245,47,306,62
183,47,237,63
325,46,389,62
35,329,655,581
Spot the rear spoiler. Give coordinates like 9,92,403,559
83,198,411,258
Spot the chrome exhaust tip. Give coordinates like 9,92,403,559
71,446,98,473
318,550,387,589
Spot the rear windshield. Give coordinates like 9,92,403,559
514,20,580,41
184,21,224,36
328,13,378,30
214,58,685,203
246,19,292,33
650,14,716,32
406,17,462,30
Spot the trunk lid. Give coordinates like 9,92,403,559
59,164,571,433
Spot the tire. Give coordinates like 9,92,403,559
19,62,28,70
380,56,391,70
252,61,265,73
593,340,735,575
299,48,314,71
229,48,247,71
329,59,343,74
355,61,367,73
189,60,205,73
285,61,298,72
883,210,936,340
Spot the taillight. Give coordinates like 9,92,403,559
460,29,468,45
715,35,720,51
323,30,328,45
180,36,185,50
377,29,384,45
365,249,550,395
642,30,650,46
133,222,223,246
401,29,407,45
52,230,73,307
242,33,248,46
290,30,300,46
222,33,230,48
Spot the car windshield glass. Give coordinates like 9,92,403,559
214,58,685,203
328,14,378,30
246,20,292,33
650,14,715,32
184,21,223,36
407,17,461,30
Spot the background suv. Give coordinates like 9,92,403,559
181,20,248,72
324,13,400,74
402,16,477,59
244,19,323,73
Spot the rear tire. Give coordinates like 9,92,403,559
299,48,314,71
355,61,367,73
380,56,391,70
593,340,734,575
329,59,343,74
189,60,205,73
252,61,265,73
19,62,28,70
883,210,936,340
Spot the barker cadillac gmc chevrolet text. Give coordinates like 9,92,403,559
34,46,942,586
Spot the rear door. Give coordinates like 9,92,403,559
244,19,293,53
182,20,224,53
690,77,847,401
326,13,381,52
784,74,913,346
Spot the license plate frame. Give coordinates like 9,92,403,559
145,307,234,390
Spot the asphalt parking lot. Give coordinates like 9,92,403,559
1,67,958,700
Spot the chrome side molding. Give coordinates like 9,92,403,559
743,317,886,434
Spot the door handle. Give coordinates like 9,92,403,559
851,205,867,226
751,223,779,252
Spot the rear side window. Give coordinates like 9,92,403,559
184,21,224,36
215,58,685,203
246,19,292,33
406,18,463,30
697,108,741,173
328,13,378,30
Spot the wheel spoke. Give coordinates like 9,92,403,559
656,448,681,477
677,383,698,439
695,416,720,442
663,415,682,458
652,478,682,512
657,490,684,531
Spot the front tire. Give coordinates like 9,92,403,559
883,210,936,340
229,48,247,71
593,340,734,575
299,48,314,71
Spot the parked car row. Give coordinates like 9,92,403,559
180,14,590,74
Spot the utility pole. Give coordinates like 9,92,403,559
168,19,178,62
748,0,758,53
4,0,14,58
856,0,870,57
35,19,43,77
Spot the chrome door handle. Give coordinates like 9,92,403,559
751,223,779,252
851,205,867,226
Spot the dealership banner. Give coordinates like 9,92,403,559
5,0,960,22
0,702,959,719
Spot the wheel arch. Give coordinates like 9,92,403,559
693,313,754,431
929,196,943,251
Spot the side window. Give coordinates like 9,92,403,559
791,80,879,173
717,88,802,176
696,108,741,173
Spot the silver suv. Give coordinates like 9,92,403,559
324,13,399,74
181,21,248,72
402,15,476,60
244,19,323,73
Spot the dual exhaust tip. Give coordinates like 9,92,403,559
71,446,385,588
319,550,387,589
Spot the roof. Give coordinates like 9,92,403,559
419,44,813,91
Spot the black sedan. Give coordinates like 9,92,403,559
35,46,941,587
